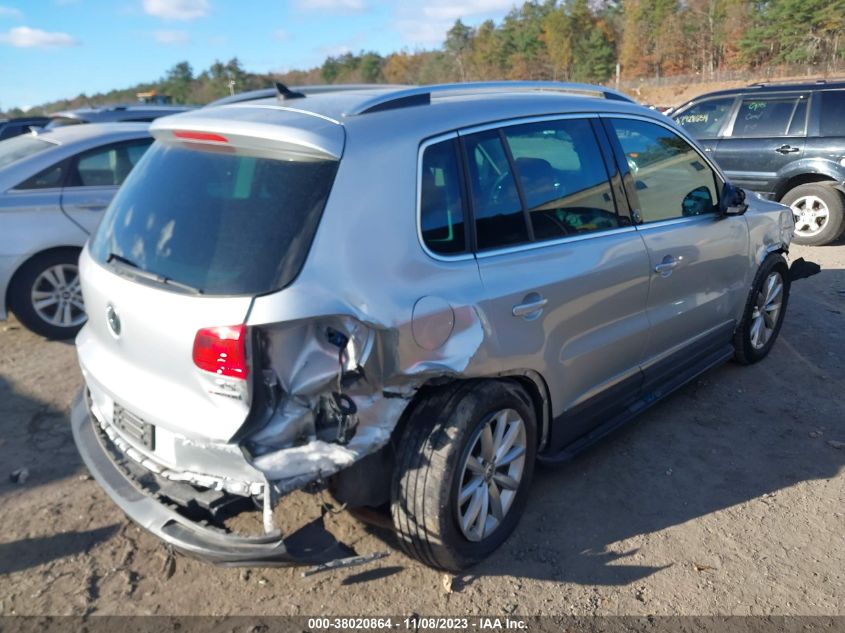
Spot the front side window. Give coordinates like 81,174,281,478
609,118,720,223
673,97,735,138
503,119,618,241
731,96,806,138
419,139,467,255
72,138,153,187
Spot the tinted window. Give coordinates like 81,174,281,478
420,140,466,255
819,91,845,136
503,119,618,240
732,96,803,137
0,134,53,170
787,98,809,136
90,142,339,296
73,139,153,187
16,162,66,190
674,97,735,137
464,130,528,250
609,119,720,223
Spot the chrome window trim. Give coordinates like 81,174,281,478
458,112,597,137
416,113,642,262
633,214,719,232
474,225,637,260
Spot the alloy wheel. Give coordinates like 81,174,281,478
30,264,86,328
750,271,784,350
457,408,527,542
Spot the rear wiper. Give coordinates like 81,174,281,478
106,252,203,295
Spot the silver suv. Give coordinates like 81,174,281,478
72,82,802,571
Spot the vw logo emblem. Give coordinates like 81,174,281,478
106,304,121,337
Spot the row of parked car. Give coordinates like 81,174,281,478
0,79,825,572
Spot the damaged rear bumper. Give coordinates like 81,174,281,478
71,388,305,566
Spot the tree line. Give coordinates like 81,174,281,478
4,0,843,116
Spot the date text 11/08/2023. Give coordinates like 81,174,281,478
305,617,529,630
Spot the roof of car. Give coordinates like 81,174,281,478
49,104,192,122
152,82,651,160
30,121,151,145
682,79,845,102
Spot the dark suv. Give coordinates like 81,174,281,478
672,80,845,245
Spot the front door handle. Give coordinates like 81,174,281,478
654,255,680,277
512,296,548,318
775,145,800,154
77,201,108,210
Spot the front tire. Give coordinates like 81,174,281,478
8,249,86,339
781,183,845,246
733,253,790,365
391,381,537,571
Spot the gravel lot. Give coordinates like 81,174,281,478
0,243,842,617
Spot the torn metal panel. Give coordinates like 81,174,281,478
244,305,487,488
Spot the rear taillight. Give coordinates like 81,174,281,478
192,325,248,379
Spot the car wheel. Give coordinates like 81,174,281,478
733,253,790,365
8,249,86,339
391,380,537,571
781,183,845,246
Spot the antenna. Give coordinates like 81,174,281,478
275,82,306,101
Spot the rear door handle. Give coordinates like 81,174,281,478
512,297,548,318
77,201,108,210
654,255,680,276
775,145,800,154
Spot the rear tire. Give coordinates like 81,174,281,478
781,183,845,246
733,253,790,365
391,381,537,571
8,249,85,339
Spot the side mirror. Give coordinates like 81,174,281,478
721,183,748,216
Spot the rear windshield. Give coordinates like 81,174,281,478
90,142,339,296
0,134,54,169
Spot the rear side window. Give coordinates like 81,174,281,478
72,139,153,187
419,140,467,255
731,96,806,138
464,130,528,250
819,91,845,136
503,119,618,240
16,162,67,190
90,142,339,296
674,97,735,137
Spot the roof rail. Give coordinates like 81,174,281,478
749,79,832,88
346,81,635,116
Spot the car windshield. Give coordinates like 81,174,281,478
90,141,339,296
0,134,54,169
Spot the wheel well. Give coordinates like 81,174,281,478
5,246,82,308
332,375,551,508
776,173,837,201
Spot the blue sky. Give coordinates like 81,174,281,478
0,0,518,110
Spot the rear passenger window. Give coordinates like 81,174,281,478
73,139,153,187
503,119,618,240
609,118,720,223
819,91,845,136
674,97,735,138
464,130,528,250
420,139,467,255
731,96,805,138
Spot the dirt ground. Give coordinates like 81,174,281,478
0,243,843,617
